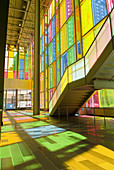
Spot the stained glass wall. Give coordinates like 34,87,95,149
86,90,114,108
40,0,113,110
5,45,31,80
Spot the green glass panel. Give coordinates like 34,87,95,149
13,57,17,71
66,16,74,49
57,58,60,85
67,46,76,66
25,53,28,60
49,42,53,65
25,60,29,72
49,65,53,88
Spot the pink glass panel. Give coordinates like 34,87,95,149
49,20,52,43
25,72,28,80
13,71,16,79
49,89,53,101
4,71,7,78
86,91,99,107
106,0,114,13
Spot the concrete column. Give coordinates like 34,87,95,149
33,0,40,115
0,0,9,125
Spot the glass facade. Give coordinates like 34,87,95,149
39,0,114,111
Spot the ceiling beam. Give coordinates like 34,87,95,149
9,7,34,14
8,16,34,23
17,0,32,45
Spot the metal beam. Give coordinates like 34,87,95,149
94,79,114,89
8,16,34,23
9,7,34,14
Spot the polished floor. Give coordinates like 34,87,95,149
0,110,114,170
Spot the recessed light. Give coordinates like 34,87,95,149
19,24,21,27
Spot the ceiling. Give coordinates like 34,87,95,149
7,0,51,48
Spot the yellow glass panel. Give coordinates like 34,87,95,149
83,30,94,55
8,71,13,79
19,53,24,59
60,24,67,54
60,0,66,27
81,0,93,35
52,0,55,17
94,18,107,37
9,45,14,58
8,58,14,70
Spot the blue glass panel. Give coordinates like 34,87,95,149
41,35,43,54
19,71,24,79
61,52,67,76
92,0,107,25
52,38,56,62
6,104,14,109
19,59,24,71
78,41,81,55
52,15,55,39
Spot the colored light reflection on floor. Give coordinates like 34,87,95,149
24,125,66,138
1,125,15,132
9,113,24,117
3,118,10,122
20,121,49,129
3,121,11,125
35,131,87,152
14,116,33,120
0,131,22,146
65,144,114,170
15,117,38,123
0,143,42,169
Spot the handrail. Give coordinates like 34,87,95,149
49,8,114,114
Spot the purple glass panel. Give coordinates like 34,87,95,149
66,0,73,19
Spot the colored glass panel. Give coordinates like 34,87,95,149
48,42,53,65
53,61,56,87
52,15,55,39
60,24,67,54
66,15,74,48
60,0,66,27
83,30,94,55
81,0,93,35
99,89,114,107
49,65,53,89
75,0,82,59
67,45,76,66
57,58,60,85
52,38,56,62
66,0,73,19
19,72,24,79
56,33,60,58
40,72,44,92
106,0,114,13
56,1,59,33
61,52,67,76
92,0,107,26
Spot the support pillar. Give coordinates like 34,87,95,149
33,0,40,115
15,44,19,110
0,0,9,126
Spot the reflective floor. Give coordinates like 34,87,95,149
0,110,114,170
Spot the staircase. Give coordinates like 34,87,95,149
49,9,114,116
